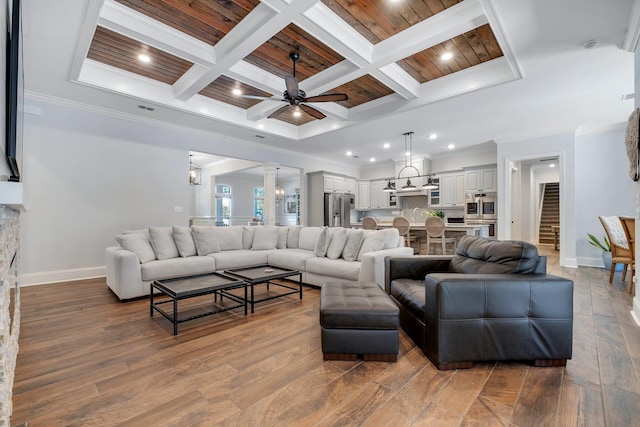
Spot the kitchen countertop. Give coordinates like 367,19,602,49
351,222,488,231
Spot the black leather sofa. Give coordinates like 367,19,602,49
384,235,573,370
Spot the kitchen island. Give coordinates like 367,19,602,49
352,221,489,255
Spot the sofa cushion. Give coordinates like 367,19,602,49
382,228,401,249
172,225,197,257
306,257,361,281
390,279,426,321
287,225,303,248
326,228,347,260
277,227,289,249
140,256,215,281
267,249,316,271
209,250,268,270
191,226,221,256
314,227,330,257
215,226,243,251
342,229,364,262
298,227,321,251
252,227,279,250
242,226,255,249
115,233,156,264
450,236,540,274
149,226,179,260
357,229,387,261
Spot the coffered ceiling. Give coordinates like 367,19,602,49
73,0,517,137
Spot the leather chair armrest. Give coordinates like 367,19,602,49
384,255,452,294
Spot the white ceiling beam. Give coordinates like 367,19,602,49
69,0,105,82
374,64,420,100
623,0,640,52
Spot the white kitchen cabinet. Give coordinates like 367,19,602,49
322,174,349,193
356,181,370,209
465,168,496,192
344,178,356,194
370,180,390,208
427,176,441,207
441,172,465,207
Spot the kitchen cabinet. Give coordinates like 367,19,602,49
427,176,441,207
441,172,465,207
308,171,356,226
370,180,390,208
324,175,345,193
344,178,356,194
356,181,370,209
465,168,496,192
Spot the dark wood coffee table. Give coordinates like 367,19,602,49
150,272,247,335
224,265,302,313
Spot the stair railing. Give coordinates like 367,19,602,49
537,183,547,244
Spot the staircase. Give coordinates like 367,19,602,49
539,182,559,244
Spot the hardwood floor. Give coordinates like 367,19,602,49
11,247,640,426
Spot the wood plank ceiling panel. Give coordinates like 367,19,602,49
114,0,260,46
244,24,344,81
199,75,273,109
322,0,464,44
324,74,394,108
397,24,504,84
87,26,193,85
271,107,316,126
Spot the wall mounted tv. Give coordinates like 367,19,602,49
4,0,22,182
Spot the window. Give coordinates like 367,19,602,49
215,184,232,225
254,187,264,221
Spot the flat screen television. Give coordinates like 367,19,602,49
4,0,22,182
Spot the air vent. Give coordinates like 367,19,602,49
538,157,558,163
622,93,634,101
255,135,265,139
138,104,154,111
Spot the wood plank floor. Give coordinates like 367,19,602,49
11,246,640,426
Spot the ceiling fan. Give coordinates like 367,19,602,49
239,52,348,120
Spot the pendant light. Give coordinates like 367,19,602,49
421,175,438,190
189,154,202,185
275,167,285,201
382,179,396,192
397,132,420,192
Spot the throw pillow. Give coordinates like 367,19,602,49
298,227,321,251
115,233,156,264
383,228,401,249
251,226,279,250
172,225,197,257
314,226,330,257
215,226,243,251
326,228,347,259
357,229,388,261
242,226,256,249
191,225,221,256
287,225,303,248
277,227,289,249
342,229,364,262
148,226,179,260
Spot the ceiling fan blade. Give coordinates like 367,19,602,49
285,75,298,98
267,105,290,119
303,93,348,103
238,95,283,101
300,104,326,120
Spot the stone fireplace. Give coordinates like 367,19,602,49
0,205,20,425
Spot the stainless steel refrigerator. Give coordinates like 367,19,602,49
324,193,351,227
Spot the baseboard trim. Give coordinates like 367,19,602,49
576,257,604,268
20,266,106,286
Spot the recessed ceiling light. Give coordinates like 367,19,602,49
440,52,453,61
429,133,438,140
405,151,411,156
549,164,556,168
370,157,376,162
257,123,264,130
383,143,390,149
447,143,455,150
232,88,242,96
346,151,352,156
138,53,151,63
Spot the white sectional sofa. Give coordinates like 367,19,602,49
105,225,413,300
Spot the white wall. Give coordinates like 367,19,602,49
431,148,497,173
19,98,358,284
0,0,9,179
575,126,635,266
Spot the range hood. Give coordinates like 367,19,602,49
395,189,429,197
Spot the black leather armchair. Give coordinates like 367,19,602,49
385,236,573,370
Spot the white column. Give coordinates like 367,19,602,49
262,163,278,226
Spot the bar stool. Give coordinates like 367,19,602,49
392,216,418,253
425,217,456,255
362,216,378,230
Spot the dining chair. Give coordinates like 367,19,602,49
362,216,378,230
392,216,417,253
599,216,633,287
619,215,635,293
425,216,456,255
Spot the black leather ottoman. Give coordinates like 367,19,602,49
320,281,400,362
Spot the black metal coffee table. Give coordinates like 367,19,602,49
150,272,247,335
224,265,302,313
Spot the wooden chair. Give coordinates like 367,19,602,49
425,216,456,255
619,216,635,293
362,216,378,230
599,216,633,287
392,216,418,253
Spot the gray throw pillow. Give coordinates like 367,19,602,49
172,225,197,257
287,225,303,248
342,229,364,262
115,233,156,264
251,226,279,250
242,226,256,249
314,227,330,257
215,226,243,251
326,228,347,259
277,227,289,249
149,226,179,260
357,229,388,261
191,225,221,256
